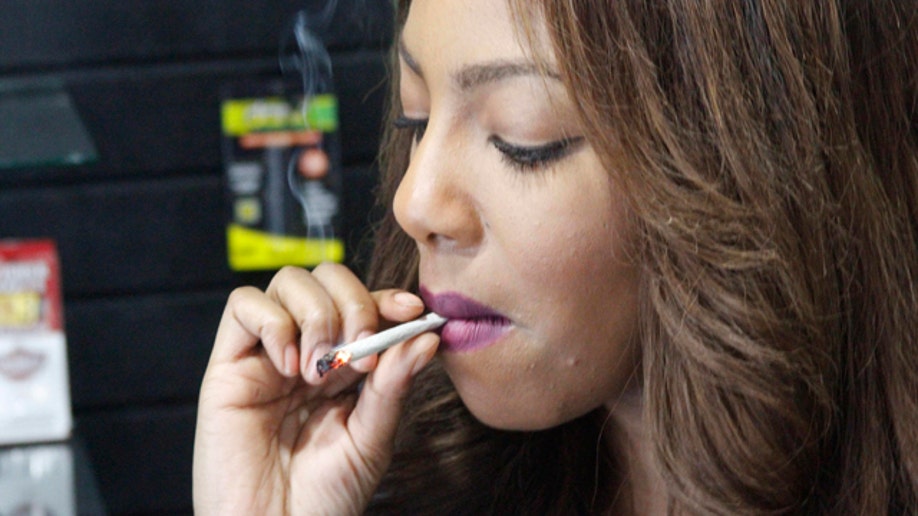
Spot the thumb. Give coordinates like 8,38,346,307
346,332,439,466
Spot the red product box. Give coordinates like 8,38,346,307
0,239,72,445
0,239,63,332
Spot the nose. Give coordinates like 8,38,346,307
393,130,483,252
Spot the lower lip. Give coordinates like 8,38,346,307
438,317,511,352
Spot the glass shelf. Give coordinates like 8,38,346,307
0,81,97,170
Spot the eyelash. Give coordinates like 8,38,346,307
393,115,427,144
489,135,584,172
393,115,584,172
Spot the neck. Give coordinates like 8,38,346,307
604,388,668,515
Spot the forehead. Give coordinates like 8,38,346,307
400,0,553,71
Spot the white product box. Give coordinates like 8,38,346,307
0,240,72,445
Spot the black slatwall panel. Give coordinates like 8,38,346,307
1,52,388,187
0,1,393,513
0,0,393,69
0,164,380,296
76,405,198,515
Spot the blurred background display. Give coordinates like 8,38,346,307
0,1,393,513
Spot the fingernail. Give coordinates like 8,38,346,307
394,292,424,308
307,342,332,381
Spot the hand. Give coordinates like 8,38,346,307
192,264,438,516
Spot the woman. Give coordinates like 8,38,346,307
194,0,918,513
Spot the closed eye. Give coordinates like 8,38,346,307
393,115,428,144
489,135,585,172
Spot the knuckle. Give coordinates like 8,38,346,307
299,307,337,339
257,317,286,343
266,266,315,300
278,265,305,275
312,261,346,277
226,285,261,306
271,265,306,286
342,299,372,317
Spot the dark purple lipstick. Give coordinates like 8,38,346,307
420,287,512,352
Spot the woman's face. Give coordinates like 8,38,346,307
394,0,641,430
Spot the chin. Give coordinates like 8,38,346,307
469,407,560,431
454,385,586,432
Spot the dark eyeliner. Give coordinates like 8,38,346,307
489,135,585,171
393,114,428,143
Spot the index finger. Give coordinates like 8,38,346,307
210,286,299,376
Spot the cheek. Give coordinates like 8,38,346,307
460,191,640,427
538,195,639,360
501,186,632,315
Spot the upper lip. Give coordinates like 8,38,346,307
419,287,507,320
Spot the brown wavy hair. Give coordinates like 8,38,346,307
366,0,918,513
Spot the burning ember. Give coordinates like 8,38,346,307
316,349,352,377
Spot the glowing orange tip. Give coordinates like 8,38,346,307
316,350,352,377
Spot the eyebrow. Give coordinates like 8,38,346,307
398,36,560,91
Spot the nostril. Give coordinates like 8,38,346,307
426,232,454,248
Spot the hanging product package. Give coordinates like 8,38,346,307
221,80,344,271
0,239,72,445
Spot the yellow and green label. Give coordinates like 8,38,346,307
227,224,344,271
221,94,338,136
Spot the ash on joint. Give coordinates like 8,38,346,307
316,349,351,377
316,356,333,377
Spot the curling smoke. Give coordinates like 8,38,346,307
280,2,340,247
281,2,337,104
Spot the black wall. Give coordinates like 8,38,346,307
0,2,393,513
